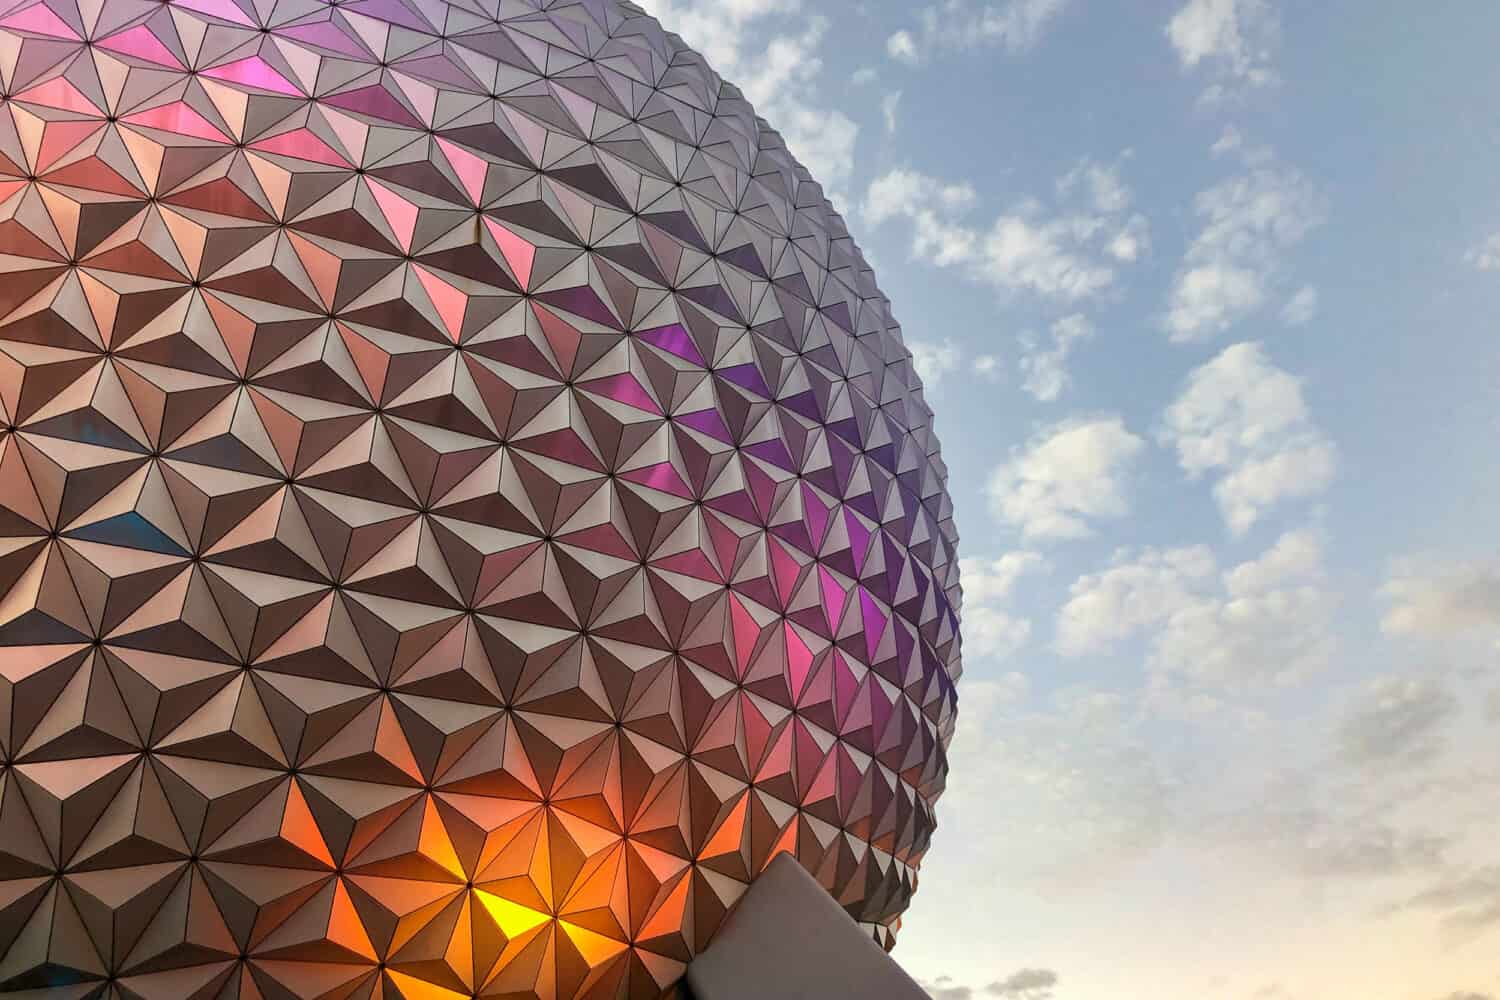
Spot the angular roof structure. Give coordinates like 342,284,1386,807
684,852,930,1000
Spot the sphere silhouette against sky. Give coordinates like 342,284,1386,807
0,0,963,996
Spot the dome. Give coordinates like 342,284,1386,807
0,0,962,996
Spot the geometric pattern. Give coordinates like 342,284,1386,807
0,0,962,996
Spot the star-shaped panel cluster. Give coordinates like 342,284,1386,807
0,0,963,997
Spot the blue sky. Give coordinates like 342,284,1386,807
639,1,1500,998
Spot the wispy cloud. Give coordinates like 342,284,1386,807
1281,285,1319,325
1166,0,1280,103
1056,528,1338,696
864,159,1149,303
1163,149,1325,340
1019,313,1094,402
882,90,902,134
1465,233,1500,271
920,969,1061,1000
907,338,1002,390
960,552,1048,659
888,0,1071,66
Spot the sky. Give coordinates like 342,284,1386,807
635,1,1500,998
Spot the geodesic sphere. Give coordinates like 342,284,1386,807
0,0,962,997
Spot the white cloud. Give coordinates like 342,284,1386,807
1056,528,1338,695
1165,161,1326,340
1057,157,1130,215
1160,341,1336,534
1222,523,1323,593
887,28,919,63
850,66,876,85
960,673,1033,718
959,552,1048,659
965,0,1071,52
1338,676,1460,769
987,416,1144,541
909,338,963,388
1056,544,1217,656
1154,529,1337,694
1107,215,1150,263
1465,234,1500,271
1191,165,1323,256
1166,0,1279,94
864,168,979,223
982,211,1116,300
1019,313,1094,401
963,552,1046,607
1167,265,1264,338
1381,558,1500,640
888,0,1071,64
903,338,1001,389
864,159,1149,303
989,161,1150,298
862,167,980,266
965,611,1031,663
1281,285,1319,325
882,90,902,134
894,326,1002,391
